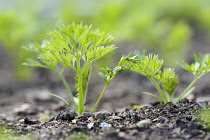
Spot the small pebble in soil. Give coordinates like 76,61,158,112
54,110,76,121
0,113,6,120
19,118,39,125
87,122,94,129
186,94,195,101
108,116,122,121
76,114,90,122
72,119,78,124
136,119,151,128
152,116,169,123
82,112,95,118
197,101,208,108
88,117,94,122
95,112,106,120
100,122,112,128
18,119,25,123
131,113,141,122
118,132,126,139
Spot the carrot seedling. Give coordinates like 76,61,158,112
176,53,210,103
120,52,210,104
23,23,119,114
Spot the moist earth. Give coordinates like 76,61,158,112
0,95,210,140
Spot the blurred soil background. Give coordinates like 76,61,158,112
0,0,210,139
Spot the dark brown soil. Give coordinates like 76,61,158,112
1,96,209,140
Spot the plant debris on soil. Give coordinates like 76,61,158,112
1,98,210,140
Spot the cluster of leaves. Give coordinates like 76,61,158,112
177,54,210,103
118,52,210,104
118,53,178,103
23,23,120,115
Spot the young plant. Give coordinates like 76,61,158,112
176,53,210,103
91,65,123,112
23,23,118,114
119,52,210,104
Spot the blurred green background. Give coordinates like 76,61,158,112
0,0,210,81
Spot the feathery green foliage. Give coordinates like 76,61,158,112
120,52,210,104
176,53,210,103
23,23,118,114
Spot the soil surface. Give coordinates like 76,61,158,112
0,97,209,140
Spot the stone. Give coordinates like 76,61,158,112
87,123,94,129
118,132,126,138
95,112,105,120
108,116,122,120
54,110,76,121
136,119,151,128
82,112,94,118
88,117,94,122
100,122,112,128
72,119,78,124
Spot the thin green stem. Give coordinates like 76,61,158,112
90,76,114,113
77,59,84,115
82,66,92,103
175,74,204,103
48,93,71,109
59,73,78,109
52,66,77,109
149,77,168,103
143,92,162,103
168,92,175,102
61,65,67,75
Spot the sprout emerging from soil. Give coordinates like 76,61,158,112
23,23,120,114
120,52,210,104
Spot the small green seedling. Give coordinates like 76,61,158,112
177,54,210,103
119,52,210,104
39,113,50,122
23,23,121,114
